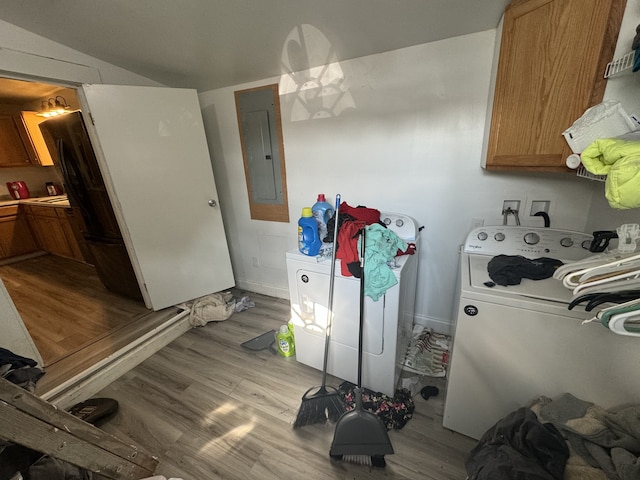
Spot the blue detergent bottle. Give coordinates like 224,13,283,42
298,207,322,256
312,193,334,242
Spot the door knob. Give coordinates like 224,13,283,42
208,199,217,207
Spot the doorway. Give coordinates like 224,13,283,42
0,77,150,373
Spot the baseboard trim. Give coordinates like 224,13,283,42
235,280,289,300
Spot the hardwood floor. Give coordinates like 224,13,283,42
94,291,477,480
0,254,151,367
0,253,188,397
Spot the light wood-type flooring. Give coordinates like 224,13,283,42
0,253,187,393
94,291,477,480
0,254,151,367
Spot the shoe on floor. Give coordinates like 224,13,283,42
67,397,119,425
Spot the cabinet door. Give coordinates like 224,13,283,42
0,214,38,259
26,206,74,258
56,208,88,262
0,113,35,167
484,0,626,171
20,111,55,166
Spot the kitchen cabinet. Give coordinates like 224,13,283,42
24,204,86,261
59,207,94,264
483,0,626,172
20,111,55,166
0,113,36,167
0,205,38,259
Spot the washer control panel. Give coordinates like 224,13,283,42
464,226,593,261
380,212,420,242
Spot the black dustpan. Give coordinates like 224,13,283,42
241,330,277,354
329,229,393,467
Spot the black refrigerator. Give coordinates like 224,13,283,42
39,111,143,302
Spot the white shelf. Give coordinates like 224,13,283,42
604,51,636,78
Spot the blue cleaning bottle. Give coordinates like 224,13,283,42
312,193,334,242
298,207,322,256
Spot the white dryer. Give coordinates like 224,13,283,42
286,213,419,396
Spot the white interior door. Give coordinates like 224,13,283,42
81,85,234,310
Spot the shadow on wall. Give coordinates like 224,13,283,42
279,24,356,121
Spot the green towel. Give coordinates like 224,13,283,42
581,138,640,210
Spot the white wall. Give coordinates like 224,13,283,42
199,29,597,333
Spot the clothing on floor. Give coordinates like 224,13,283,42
0,347,44,393
466,407,569,480
532,394,640,480
337,381,414,431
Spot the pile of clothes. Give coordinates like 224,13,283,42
466,393,640,480
0,347,44,393
326,201,415,301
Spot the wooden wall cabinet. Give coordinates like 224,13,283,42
484,0,627,172
0,113,36,167
20,111,56,166
0,206,38,259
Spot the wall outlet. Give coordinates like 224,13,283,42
530,200,550,215
502,200,520,212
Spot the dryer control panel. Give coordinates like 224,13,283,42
380,212,420,242
464,226,593,261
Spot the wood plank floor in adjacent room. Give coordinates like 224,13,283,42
0,254,150,367
95,291,476,480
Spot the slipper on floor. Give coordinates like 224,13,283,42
67,397,119,425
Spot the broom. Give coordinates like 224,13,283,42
293,194,345,428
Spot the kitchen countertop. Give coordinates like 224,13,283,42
0,195,70,208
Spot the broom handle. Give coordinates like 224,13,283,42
321,194,341,387
357,229,365,389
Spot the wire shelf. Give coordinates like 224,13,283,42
604,51,636,78
576,165,607,182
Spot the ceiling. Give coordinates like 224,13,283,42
0,0,509,93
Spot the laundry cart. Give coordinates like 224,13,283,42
286,212,419,396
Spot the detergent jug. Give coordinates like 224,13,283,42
275,324,295,357
298,207,321,256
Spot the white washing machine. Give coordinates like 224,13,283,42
286,213,419,396
443,226,640,440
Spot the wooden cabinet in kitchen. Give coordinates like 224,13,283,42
483,0,626,172
0,205,38,259
20,111,56,166
58,207,94,264
0,113,36,167
23,204,88,261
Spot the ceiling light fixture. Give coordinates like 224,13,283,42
37,96,72,117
